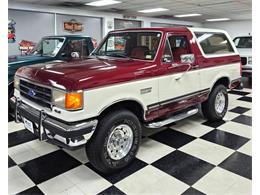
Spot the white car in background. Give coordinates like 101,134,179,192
233,36,252,78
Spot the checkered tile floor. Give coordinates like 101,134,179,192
8,88,252,195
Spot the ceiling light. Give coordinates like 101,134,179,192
86,0,121,7
138,8,169,13
174,13,202,17
206,18,231,22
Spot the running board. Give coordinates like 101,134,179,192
146,108,199,129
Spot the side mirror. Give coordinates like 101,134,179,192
71,52,80,58
180,54,195,64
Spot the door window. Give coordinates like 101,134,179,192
168,35,190,63
162,40,173,63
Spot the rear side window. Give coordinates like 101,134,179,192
195,32,234,55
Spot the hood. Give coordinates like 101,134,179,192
8,54,55,84
237,48,252,57
16,57,157,91
8,55,53,65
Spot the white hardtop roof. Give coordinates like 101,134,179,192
188,27,228,34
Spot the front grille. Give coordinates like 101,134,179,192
19,80,52,109
241,57,247,65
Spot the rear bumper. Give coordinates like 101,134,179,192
242,69,252,77
10,96,98,150
230,78,243,90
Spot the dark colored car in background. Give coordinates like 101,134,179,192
8,35,96,99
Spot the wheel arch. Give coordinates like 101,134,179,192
98,99,146,122
210,76,230,92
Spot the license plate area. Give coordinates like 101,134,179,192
23,117,47,141
23,118,34,133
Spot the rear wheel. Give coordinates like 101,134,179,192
86,109,141,174
202,85,228,121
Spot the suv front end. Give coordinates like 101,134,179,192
233,36,252,77
11,76,98,150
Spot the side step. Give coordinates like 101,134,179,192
146,108,198,129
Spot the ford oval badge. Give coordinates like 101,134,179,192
28,89,36,97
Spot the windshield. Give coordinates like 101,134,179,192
93,31,162,60
233,37,252,48
31,38,65,57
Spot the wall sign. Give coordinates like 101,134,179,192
107,21,113,29
114,18,141,30
19,40,36,55
8,19,16,43
64,19,84,33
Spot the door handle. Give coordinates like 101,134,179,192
174,64,192,81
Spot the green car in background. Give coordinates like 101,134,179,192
8,35,96,114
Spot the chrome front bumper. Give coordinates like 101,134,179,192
11,96,98,150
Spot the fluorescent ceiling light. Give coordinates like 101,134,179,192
138,8,169,13
174,13,201,17
206,18,230,22
86,0,121,6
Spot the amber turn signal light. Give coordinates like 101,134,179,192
65,92,83,110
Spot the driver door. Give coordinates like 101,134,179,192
158,32,201,115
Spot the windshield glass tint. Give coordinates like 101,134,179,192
31,38,65,56
234,37,252,48
95,32,162,60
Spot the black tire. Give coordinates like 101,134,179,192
8,83,14,117
202,85,228,121
86,109,141,174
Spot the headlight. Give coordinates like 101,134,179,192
14,76,20,90
52,89,66,108
52,89,83,110
248,56,252,64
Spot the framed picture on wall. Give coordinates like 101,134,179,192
114,18,141,29
64,19,84,33
8,19,16,43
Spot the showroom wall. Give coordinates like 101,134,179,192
8,2,201,34
114,18,142,29
151,22,193,27
8,10,55,56
56,14,102,40
8,9,103,55
203,20,252,39
8,2,202,56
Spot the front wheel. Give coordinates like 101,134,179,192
86,109,141,174
202,85,228,121
8,83,14,117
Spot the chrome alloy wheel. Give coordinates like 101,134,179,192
215,91,226,114
107,124,134,160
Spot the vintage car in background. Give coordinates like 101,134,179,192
8,35,96,102
12,27,242,173
233,36,252,78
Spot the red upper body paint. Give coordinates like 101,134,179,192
16,27,241,91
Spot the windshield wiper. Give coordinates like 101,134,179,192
106,53,133,60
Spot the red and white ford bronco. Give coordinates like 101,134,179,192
11,27,242,173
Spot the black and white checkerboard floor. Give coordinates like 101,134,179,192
8,88,252,195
